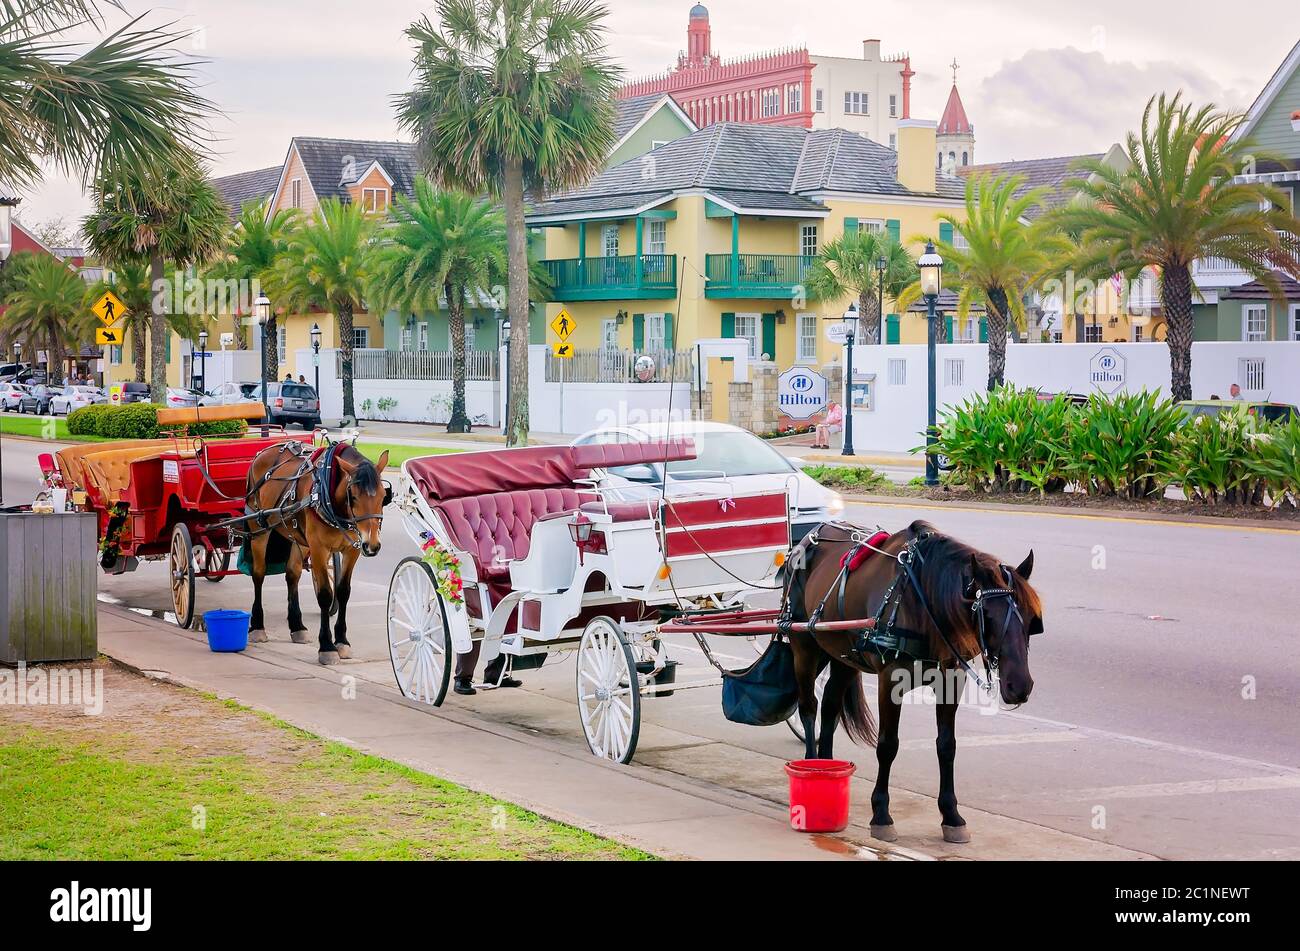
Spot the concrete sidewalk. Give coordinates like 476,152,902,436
95,603,907,861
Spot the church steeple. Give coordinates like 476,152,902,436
936,59,974,173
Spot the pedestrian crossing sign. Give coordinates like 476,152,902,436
550,308,576,342
91,291,127,327
552,341,574,358
95,325,124,345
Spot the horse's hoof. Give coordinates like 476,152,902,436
335,643,352,660
318,651,340,666
869,823,898,842
941,824,971,844
290,629,311,645
249,629,269,644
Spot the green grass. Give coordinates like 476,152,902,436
0,685,649,861
804,463,890,492
356,442,461,469
0,414,110,442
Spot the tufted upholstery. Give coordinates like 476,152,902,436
56,439,170,492
85,445,198,504
439,487,587,579
571,438,694,470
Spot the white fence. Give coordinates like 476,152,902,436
846,341,1300,452
520,346,693,434
349,348,499,381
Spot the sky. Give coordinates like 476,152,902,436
17,0,1298,235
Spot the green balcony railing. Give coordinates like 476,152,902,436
543,254,677,300
704,253,817,298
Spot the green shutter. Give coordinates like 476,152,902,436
843,217,858,236
944,316,954,342
664,313,674,348
761,313,776,360
165,334,171,362
978,318,988,343
632,314,644,350
886,314,900,345
938,221,953,245
721,312,735,337
886,219,901,243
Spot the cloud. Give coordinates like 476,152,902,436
974,46,1256,162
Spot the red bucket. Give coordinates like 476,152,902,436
785,759,856,833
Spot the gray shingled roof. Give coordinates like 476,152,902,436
212,165,281,222
291,137,419,205
958,153,1103,218
614,93,668,141
528,123,959,221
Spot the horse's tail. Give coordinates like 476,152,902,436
838,668,877,747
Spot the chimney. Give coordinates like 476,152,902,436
862,39,881,61
895,119,937,194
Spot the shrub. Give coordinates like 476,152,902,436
98,403,160,439
929,387,1071,495
66,404,115,436
804,464,889,492
1172,407,1270,506
1245,415,1300,510
1065,391,1182,499
188,419,248,437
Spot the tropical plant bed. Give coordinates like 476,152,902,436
0,660,648,860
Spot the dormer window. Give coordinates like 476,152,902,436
362,188,389,213
290,178,302,208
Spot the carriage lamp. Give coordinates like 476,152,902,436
310,322,322,351
569,513,593,545
918,241,945,488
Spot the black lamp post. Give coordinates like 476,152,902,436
828,306,857,457
254,292,271,429
310,321,322,403
197,330,208,394
876,255,887,344
498,310,510,436
918,240,944,486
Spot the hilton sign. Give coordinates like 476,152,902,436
1089,347,1127,395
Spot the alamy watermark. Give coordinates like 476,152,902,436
0,663,104,715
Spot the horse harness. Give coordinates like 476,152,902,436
788,524,1023,693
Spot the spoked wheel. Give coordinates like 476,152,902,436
576,616,642,764
387,557,452,707
169,523,196,629
194,543,231,582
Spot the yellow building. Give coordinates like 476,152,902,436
526,119,967,365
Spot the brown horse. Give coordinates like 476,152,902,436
784,519,1043,843
244,442,389,665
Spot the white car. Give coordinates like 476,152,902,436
199,381,262,407
50,385,108,416
164,387,202,408
0,381,27,412
571,420,844,542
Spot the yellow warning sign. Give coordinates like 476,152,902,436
549,308,577,341
90,291,128,327
95,325,125,345
551,341,575,358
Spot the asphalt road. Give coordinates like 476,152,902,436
5,434,1299,859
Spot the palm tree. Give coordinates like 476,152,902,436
270,199,376,422
903,174,1062,391
394,0,620,445
210,198,300,358
369,180,506,433
1051,93,1300,402
82,150,229,400
0,252,91,382
804,230,917,343
1,0,212,191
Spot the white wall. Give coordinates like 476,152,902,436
846,341,1300,452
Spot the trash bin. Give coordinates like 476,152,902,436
0,512,98,664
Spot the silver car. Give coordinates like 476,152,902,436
0,382,27,412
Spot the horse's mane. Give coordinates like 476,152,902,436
338,444,381,494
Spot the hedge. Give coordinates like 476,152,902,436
928,386,1300,509
66,403,248,440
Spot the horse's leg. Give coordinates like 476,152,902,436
331,546,360,660
936,696,969,843
790,634,820,760
248,533,270,643
816,660,852,759
869,666,902,841
308,537,338,665
286,544,311,644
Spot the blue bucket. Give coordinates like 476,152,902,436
203,609,250,652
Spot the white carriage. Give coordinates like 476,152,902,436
386,440,792,763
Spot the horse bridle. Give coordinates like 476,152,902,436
309,442,390,550
968,565,1027,687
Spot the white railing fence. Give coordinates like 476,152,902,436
544,348,693,384
339,348,500,381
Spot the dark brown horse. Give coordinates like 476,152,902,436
784,519,1043,843
244,442,389,665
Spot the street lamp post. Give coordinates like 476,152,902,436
254,293,271,431
0,343,16,506
197,330,208,395
498,310,510,437
919,241,944,486
876,255,887,345
829,306,857,457
310,322,322,412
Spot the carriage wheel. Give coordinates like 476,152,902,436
169,523,197,629
387,557,452,707
193,544,231,583
576,617,641,764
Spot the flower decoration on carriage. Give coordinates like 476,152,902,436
419,531,465,606
718,497,736,512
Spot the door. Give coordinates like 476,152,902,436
600,318,622,381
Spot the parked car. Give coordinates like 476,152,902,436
18,383,53,415
0,382,27,411
0,363,26,383
571,420,843,542
1036,391,1090,407
1177,399,1298,424
264,382,321,428
199,381,262,407
49,385,108,416
17,368,46,385
110,381,152,405
164,387,202,409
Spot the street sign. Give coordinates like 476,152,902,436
95,326,124,346
778,365,829,420
552,341,575,358
550,308,577,341
825,322,849,346
90,291,127,327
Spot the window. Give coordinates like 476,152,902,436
735,313,759,358
787,84,802,114
844,91,868,115
887,359,907,385
889,133,896,150
399,326,412,351
1292,304,1300,342
943,358,965,387
1239,357,1266,392
602,224,619,257
644,313,665,351
111,345,123,365
277,325,287,357
290,178,302,208
797,313,817,362
647,219,667,255
815,88,824,112
860,219,885,234
962,152,969,167
651,140,668,150
418,322,429,352
601,318,618,351
1084,324,1103,343
800,224,818,259
464,320,477,351
761,88,781,117
1133,325,1144,342
362,188,389,213
1243,304,1267,342
889,94,898,117
353,327,369,349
